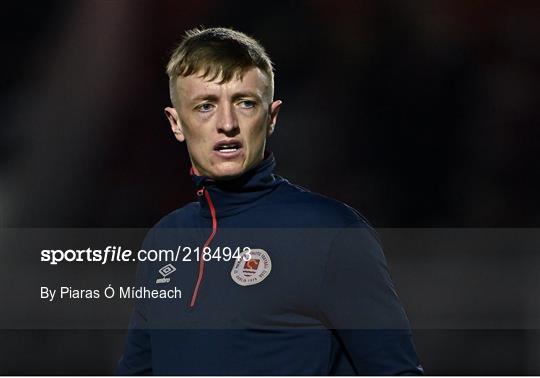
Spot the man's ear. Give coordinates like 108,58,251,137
164,106,185,142
267,100,282,136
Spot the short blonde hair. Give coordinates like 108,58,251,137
166,27,274,106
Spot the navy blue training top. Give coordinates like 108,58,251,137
116,153,423,375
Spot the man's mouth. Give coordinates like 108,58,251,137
213,140,243,154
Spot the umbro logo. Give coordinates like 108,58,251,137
156,264,176,284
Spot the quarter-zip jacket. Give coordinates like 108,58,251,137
116,153,423,375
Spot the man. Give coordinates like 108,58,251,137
116,27,423,375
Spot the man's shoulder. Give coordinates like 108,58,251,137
151,201,200,229
272,180,371,228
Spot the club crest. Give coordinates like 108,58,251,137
231,248,271,286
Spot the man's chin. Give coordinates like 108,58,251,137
207,164,246,181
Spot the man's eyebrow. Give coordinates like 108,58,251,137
190,91,262,103
231,91,262,101
190,94,219,102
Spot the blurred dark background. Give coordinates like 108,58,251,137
1,0,540,374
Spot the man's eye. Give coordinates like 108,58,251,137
238,100,256,109
196,103,214,112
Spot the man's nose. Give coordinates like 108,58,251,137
217,103,239,133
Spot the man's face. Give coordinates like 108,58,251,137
165,67,281,180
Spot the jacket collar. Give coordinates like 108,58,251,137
191,151,283,218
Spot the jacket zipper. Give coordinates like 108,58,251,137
189,187,218,308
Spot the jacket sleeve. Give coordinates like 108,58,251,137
115,233,154,375
115,307,152,375
318,221,423,375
